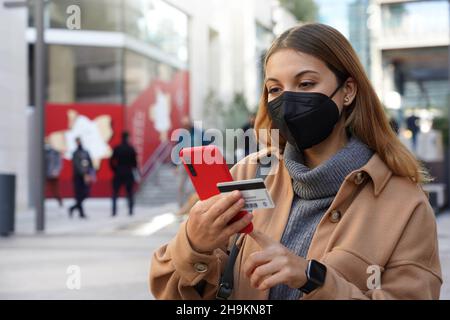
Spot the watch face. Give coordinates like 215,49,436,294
308,260,327,284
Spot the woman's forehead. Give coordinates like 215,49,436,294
265,49,328,79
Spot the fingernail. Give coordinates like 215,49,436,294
232,190,240,197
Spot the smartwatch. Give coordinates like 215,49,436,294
299,259,327,294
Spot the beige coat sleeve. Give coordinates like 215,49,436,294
149,161,250,300
149,220,228,299
302,201,442,300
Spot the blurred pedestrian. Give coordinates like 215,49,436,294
406,113,420,150
69,137,94,219
389,117,399,135
109,131,138,217
45,139,63,207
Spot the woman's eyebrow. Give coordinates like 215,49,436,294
265,70,319,84
294,70,319,78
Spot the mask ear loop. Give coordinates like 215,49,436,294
329,78,348,120
329,78,347,100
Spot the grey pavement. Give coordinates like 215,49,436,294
1,199,450,299
13,198,179,236
0,199,182,300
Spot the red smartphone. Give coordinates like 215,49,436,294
179,145,253,234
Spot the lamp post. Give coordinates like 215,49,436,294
34,0,45,232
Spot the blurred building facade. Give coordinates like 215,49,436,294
320,0,449,207
372,0,449,113
5,0,447,210
371,0,450,209
0,0,275,208
348,0,372,77
317,0,449,115
316,0,377,88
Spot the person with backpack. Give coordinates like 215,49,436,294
69,137,95,219
45,139,63,207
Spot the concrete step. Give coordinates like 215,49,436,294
135,163,181,206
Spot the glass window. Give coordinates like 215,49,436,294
382,46,449,110
52,0,122,31
381,0,449,44
123,0,151,41
348,0,371,75
316,0,371,73
28,0,189,64
124,49,181,105
124,0,189,63
47,45,124,104
403,80,449,109
29,0,123,31
125,49,159,105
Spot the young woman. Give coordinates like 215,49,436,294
150,23,442,300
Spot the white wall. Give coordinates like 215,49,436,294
0,5,29,211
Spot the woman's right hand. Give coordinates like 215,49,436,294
186,190,253,254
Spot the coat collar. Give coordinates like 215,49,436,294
349,153,392,196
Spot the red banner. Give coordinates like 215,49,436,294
126,70,190,170
45,103,124,197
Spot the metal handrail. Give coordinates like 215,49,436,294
139,141,173,182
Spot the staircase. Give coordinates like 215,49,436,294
135,162,180,207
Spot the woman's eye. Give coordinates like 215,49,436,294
300,82,314,88
268,87,281,94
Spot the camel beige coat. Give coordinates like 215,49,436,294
150,147,442,299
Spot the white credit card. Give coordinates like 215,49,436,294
216,178,275,212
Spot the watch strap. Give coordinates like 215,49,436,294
299,259,327,294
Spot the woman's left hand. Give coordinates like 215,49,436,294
243,230,309,291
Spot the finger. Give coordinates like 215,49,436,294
212,197,245,228
257,270,288,291
190,195,218,216
249,230,275,249
222,212,253,238
250,259,284,289
193,192,233,217
243,251,273,278
205,191,243,222
198,193,225,212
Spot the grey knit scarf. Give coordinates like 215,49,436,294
269,135,374,300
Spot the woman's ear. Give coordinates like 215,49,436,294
343,77,357,106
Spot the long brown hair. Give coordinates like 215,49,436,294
255,23,429,183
